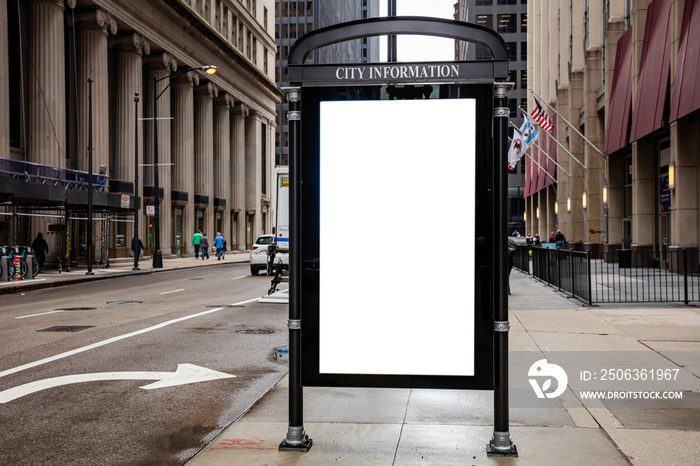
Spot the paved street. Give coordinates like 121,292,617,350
0,258,289,465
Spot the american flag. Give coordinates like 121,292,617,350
530,98,553,131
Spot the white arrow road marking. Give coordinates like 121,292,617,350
0,364,235,403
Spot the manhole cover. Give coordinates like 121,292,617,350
37,326,95,333
205,305,245,308
106,301,142,304
54,307,96,311
236,329,274,335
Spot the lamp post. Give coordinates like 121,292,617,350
133,91,140,270
86,78,94,276
151,65,216,268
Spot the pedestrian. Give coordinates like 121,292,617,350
550,232,556,243
555,230,566,249
192,230,202,259
131,236,144,258
31,232,49,274
222,238,227,259
200,233,209,260
534,233,541,246
214,232,225,260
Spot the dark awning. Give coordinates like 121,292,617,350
670,0,700,122
604,27,634,156
630,0,672,142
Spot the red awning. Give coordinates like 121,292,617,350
630,0,672,142
604,27,634,156
670,0,700,121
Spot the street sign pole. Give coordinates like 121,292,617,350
487,81,517,456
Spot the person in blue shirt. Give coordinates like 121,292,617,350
214,232,225,260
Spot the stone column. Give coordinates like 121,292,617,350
232,103,248,250
72,8,116,172
28,0,74,167
111,33,149,187
214,93,233,243
171,71,198,255
144,53,177,257
195,81,217,238
670,119,699,248
632,139,655,253
246,110,262,240
0,0,9,156
583,49,604,250
568,70,585,244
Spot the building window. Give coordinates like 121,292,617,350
521,13,527,33
521,69,528,89
498,0,517,4
263,7,268,31
476,14,493,29
246,31,252,58
253,37,258,64
509,98,517,117
521,42,527,61
476,0,493,5
216,212,222,235
520,98,528,113
498,14,517,34
252,0,256,17
506,42,517,61
509,69,517,84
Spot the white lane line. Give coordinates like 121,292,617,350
232,276,247,280
0,296,260,379
160,289,185,295
16,310,66,320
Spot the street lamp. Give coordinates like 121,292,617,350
133,91,140,270
152,65,216,268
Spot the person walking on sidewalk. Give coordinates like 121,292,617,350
31,233,49,274
555,230,566,249
200,233,210,260
214,232,225,260
192,230,202,258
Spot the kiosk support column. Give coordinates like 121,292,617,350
488,81,517,456
279,87,312,452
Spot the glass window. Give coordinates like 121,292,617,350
256,235,273,245
506,42,517,61
509,98,517,117
521,42,527,61
498,14,517,34
476,14,493,29
521,13,527,32
521,69,528,89
520,98,528,113
498,0,517,4
476,0,493,5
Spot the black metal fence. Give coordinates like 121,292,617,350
513,246,700,304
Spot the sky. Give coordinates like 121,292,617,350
378,0,457,62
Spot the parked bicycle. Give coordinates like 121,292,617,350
3,245,39,280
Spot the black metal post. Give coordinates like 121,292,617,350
86,78,94,276
587,251,593,306
388,0,397,62
683,248,689,305
279,87,312,452
152,75,163,268
133,91,141,270
488,82,516,456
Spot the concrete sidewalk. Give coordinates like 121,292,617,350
188,270,700,466
0,251,251,295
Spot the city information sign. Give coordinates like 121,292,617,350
280,17,516,456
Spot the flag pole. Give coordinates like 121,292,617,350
518,108,587,170
528,87,604,158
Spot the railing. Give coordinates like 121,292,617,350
0,157,108,192
513,246,700,305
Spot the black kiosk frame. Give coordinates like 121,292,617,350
280,16,516,456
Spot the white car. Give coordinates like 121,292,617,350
250,234,289,275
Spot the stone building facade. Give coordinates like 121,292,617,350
0,0,282,266
527,0,700,265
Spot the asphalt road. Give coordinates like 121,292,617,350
0,262,289,465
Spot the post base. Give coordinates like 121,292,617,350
279,435,313,452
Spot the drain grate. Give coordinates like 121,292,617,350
54,307,96,311
106,301,142,304
236,328,274,335
37,326,95,333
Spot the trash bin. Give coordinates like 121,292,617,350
617,249,632,268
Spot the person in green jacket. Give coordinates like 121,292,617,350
192,230,202,258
